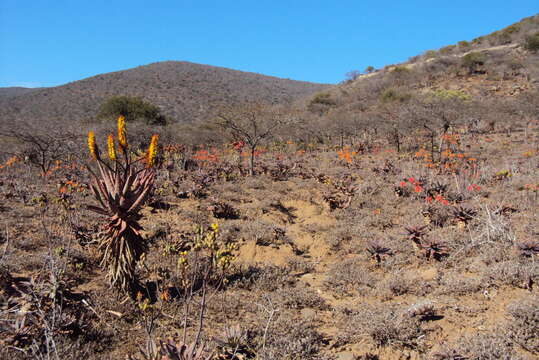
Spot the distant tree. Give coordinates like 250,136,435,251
461,52,486,74
98,96,166,125
524,31,539,52
216,102,289,175
345,70,361,82
364,66,375,74
307,92,338,115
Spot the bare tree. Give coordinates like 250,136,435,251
0,126,79,176
344,70,361,82
216,102,290,175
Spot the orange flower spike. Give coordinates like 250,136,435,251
107,134,117,161
88,131,99,160
117,115,127,150
147,134,159,167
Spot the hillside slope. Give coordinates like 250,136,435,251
291,14,539,143
0,87,40,99
0,61,330,125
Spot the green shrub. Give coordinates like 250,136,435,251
309,92,336,107
98,95,167,125
380,88,412,103
461,51,486,74
524,31,539,52
503,24,521,34
432,89,471,101
440,45,456,55
497,32,512,45
458,40,470,48
423,50,438,59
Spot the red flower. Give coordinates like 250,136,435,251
408,177,416,184
414,185,423,193
399,181,407,187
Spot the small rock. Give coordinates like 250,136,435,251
300,308,316,320
336,351,355,360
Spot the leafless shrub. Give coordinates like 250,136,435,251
242,220,291,248
505,295,539,354
270,285,327,310
256,313,324,360
453,332,517,360
475,206,516,244
343,305,426,349
324,257,379,295
229,265,295,292
437,272,482,296
378,274,415,297
483,260,538,290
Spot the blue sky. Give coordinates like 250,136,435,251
0,1,537,87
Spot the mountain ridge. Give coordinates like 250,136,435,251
0,60,330,126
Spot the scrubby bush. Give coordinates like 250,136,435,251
98,95,167,125
505,295,539,353
439,45,456,55
524,31,539,52
380,88,412,103
461,51,487,74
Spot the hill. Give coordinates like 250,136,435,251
290,14,539,147
0,61,330,126
0,87,40,99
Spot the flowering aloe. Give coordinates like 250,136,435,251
85,117,158,293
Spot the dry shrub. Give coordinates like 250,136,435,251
505,295,539,354
270,285,327,310
453,333,517,360
436,271,483,296
483,260,538,289
257,313,324,360
324,257,379,296
335,304,426,350
229,264,295,292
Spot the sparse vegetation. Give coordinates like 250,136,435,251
98,96,167,125
1,13,539,360
524,31,539,52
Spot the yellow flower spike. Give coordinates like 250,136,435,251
210,223,219,232
117,115,127,150
107,134,117,161
87,131,99,160
147,134,159,167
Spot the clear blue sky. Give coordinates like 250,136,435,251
0,1,537,87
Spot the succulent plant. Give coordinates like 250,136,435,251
516,240,539,257
418,238,449,261
214,324,255,359
85,116,158,294
426,181,448,197
159,339,212,360
366,240,393,263
451,206,477,224
404,225,429,245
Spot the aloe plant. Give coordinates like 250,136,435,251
85,116,159,293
